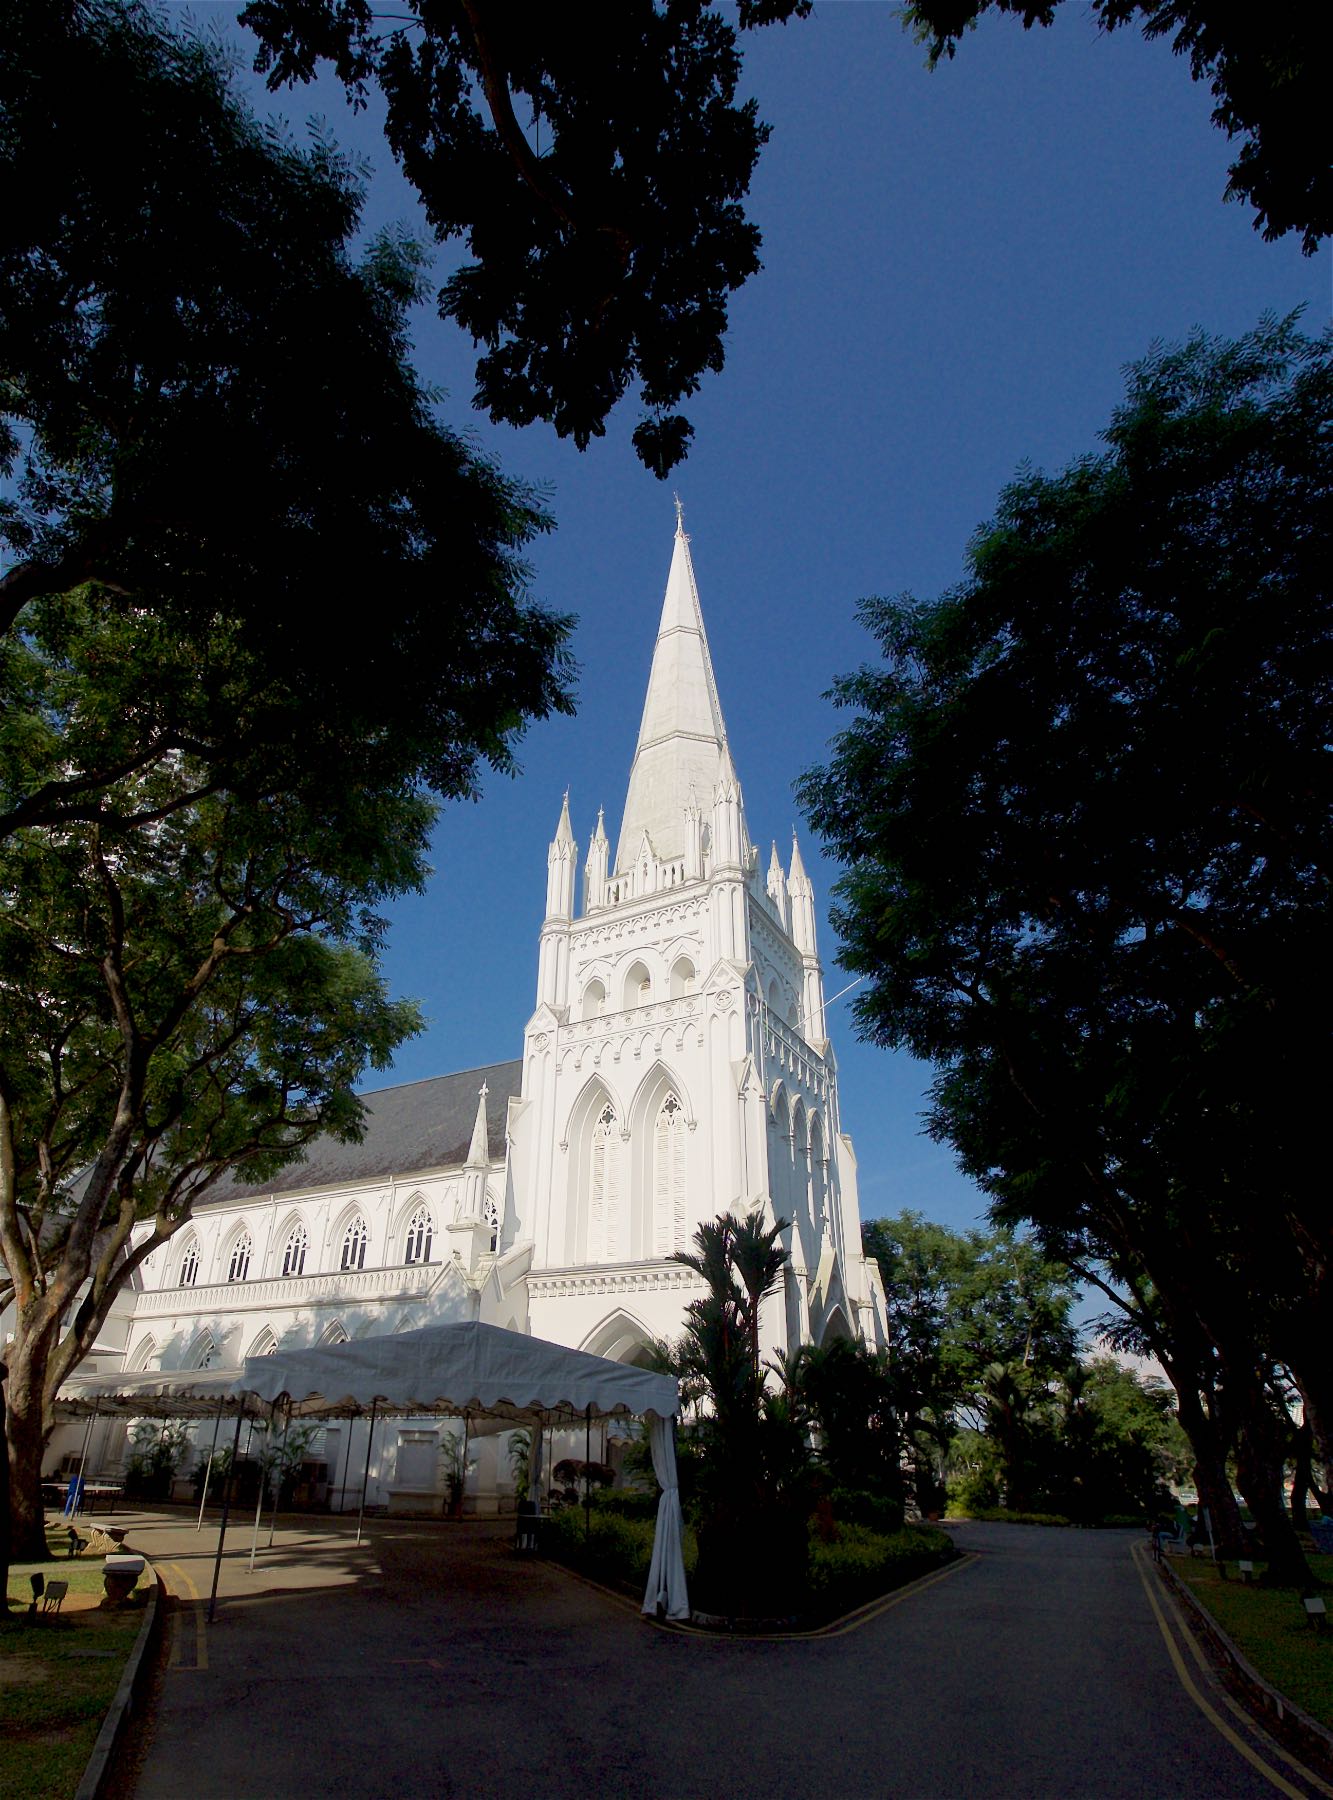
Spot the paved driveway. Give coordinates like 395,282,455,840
116,1512,1314,1799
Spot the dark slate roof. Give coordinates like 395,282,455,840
202,1060,523,1205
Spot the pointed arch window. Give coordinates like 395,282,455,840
404,1206,434,1265
227,1232,252,1283
809,1116,828,1227
588,1102,622,1262
281,1223,308,1278
178,1238,200,1288
192,1333,219,1370
483,1193,500,1253
340,1216,369,1272
652,1093,687,1257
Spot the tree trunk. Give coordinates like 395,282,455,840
1289,1420,1314,1533
4,1333,55,1562
1234,1400,1314,1589
1289,1365,1333,1507
0,1364,11,1614
1167,1372,1246,1556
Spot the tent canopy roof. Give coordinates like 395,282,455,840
58,1321,678,1428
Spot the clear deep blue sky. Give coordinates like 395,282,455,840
200,2,1327,1235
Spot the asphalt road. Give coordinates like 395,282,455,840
113,1512,1319,1799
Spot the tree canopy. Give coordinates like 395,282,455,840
904,2,1329,252
239,0,811,476
1,0,573,830
0,0,574,1566
803,318,1332,1579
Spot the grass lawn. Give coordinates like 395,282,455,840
2,1525,152,1800
1170,1551,1333,1731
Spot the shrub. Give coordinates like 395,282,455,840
807,1523,955,1619
543,1504,697,1591
949,1506,1072,1527
592,1488,659,1523
827,1486,905,1534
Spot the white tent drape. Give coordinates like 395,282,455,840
58,1321,691,1625
642,1412,689,1621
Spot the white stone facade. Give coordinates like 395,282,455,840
41,521,889,1504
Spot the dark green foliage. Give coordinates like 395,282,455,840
864,1211,1079,1512
0,3,573,810
789,1338,904,1505
590,1488,660,1523
904,2,1328,251
542,1506,670,1593
806,320,1333,1586
826,1487,907,1534
806,1523,955,1621
672,1213,812,1614
241,0,812,475
0,0,570,1558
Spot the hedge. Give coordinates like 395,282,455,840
807,1523,956,1620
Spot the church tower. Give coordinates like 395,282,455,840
503,514,887,1362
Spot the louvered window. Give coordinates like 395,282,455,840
227,1233,252,1283
653,1094,687,1256
588,1103,621,1261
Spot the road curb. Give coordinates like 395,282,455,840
1155,1551,1333,1771
72,1559,164,1800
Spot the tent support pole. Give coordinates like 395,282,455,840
207,1408,246,1623
68,1406,97,1513
336,1418,354,1515
461,1412,470,1518
196,1400,224,1530
355,1401,377,1547
248,1405,276,1572
584,1404,592,1541
266,1410,290,1549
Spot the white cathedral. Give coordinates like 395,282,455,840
50,520,889,1509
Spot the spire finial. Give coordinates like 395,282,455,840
673,493,686,537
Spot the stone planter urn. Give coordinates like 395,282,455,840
102,1552,146,1607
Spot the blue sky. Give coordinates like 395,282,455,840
200,2,1327,1236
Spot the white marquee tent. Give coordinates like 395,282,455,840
58,1320,689,1622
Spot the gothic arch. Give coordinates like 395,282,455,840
564,1077,624,1264
820,1304,853,1344
187,1329,220,1370
222,1222,253,1283
402,1201,435,1265
319,1319,349,1347
247,1326,279,1359
175,1231,201,1288
669,955,697,998
581,975,607,1020
627,1062,692,1260
579,1308,657,1366
808,1112,828,1230
621,959,653,1012
276,1212,309,1278
130,1335,158,1372
330,1201,371,1272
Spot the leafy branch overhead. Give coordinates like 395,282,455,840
240,0,813,476
904,1,1329,252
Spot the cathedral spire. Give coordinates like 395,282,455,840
614,513,730,875
466,1082,490,1167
